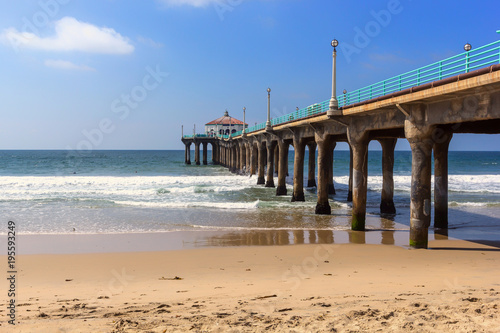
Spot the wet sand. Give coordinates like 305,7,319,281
1,236,499,332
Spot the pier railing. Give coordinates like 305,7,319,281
185,40,500,139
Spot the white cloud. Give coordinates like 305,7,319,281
44,59,96,71
137,36,164,49
1,17,134,54
159,0,221,7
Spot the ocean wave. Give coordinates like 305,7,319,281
0,174,256,188
335,174,500,194
0,175,256,201
113,199,260,210
449,201,500,207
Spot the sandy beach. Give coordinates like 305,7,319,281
1,235,499,332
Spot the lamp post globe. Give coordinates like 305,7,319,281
327,39,340,117
464,43,472,72
242,107,246,135
266,88,272,131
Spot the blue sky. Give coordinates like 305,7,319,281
0,0,499,150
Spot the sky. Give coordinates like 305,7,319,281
0,0,499,151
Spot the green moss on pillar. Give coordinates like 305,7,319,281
410,228,429,249
351,214,365,231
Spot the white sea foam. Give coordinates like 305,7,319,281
0,174,499,208
334,174,500,194
114,200,260,210
0,175,257,202
449,201,500,207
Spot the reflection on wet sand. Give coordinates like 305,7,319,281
176,213,421,249
200,228,409,248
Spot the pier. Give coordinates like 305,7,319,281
182,40,500,249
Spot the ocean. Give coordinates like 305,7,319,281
0,150,499,243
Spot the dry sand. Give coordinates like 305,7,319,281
1,239,500,332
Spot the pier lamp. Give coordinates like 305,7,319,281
343,89,347,107
229,116,232,138
242,107,246,136
182,125,183,137
266,88,272,131
327,39,341,117
464,43,472,73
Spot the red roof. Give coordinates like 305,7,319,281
205,111,246,125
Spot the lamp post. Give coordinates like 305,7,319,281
242,107,246,136
229,116,232,138
182,125,183,137
343,89,347,107
327,39,340,117
464,42,472,73
266,88,272,131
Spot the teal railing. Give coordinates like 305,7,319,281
182,134,208,138
183,133,230,139
184,39,500,140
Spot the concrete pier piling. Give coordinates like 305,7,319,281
265,140,276,187
245,143,251,174
276,139,289,196
202,142,208,165
434,128,452,229
240,143,246,174
307,142,317,188
327,142,336,195
405,107,434,249
221,146,226,167
195,142,201,165
314,131,331,215
229,146,234,172
347,145,353,202
292,135,306,202
274,146,279,176
235,144,239,172
185,143,191,165
251,144,257,175
348,128,369,231
378,138,397,214
257,143,266,185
